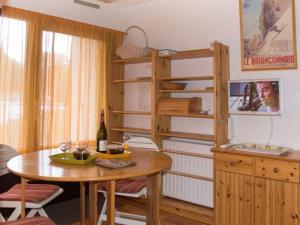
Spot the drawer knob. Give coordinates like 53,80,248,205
229,160,242,166
257,183,263,188
273,167,279,173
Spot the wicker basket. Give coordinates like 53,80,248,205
116,26,152,59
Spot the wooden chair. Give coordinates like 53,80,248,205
0,144,63,221
97,137,159,225
0,216,57,225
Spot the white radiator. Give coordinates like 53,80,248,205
162,140,214,208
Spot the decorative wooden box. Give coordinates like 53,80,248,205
157,97,202,115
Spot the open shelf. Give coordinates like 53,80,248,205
158,113,214,119
112,57,152,64
158,76,214,81
159,49,213,60
111,127,151,134
158,89,214,93
112,110,151,115
112,77,152,83
110,141,123,145
157,131,215,141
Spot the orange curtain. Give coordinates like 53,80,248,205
0,16,27,150
0,6,117,153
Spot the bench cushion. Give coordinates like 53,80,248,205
0,184,60,203
0,217,57,225
98,177,147,193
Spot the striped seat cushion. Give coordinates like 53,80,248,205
0,217,57,225
0,184,60,203
98,177,147,193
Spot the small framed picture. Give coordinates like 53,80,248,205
239,0,297,71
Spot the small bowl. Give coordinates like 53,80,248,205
162,82,187,90
107,145,125,154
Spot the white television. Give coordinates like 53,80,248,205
228,79,282,116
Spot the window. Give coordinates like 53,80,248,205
0,9,111,152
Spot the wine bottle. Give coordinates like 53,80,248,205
96,109,107,153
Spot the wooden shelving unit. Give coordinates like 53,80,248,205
107,42,229,220
153,42,229,147
107,49,157,143
107,42,229,147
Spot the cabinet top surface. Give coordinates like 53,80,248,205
213,147,300,163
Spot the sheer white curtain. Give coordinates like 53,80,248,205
0,17,26,150
37,31,100,148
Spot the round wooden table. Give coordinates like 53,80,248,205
7,148,171,225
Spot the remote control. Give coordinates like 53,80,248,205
220,143,235,149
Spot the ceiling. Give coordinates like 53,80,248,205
105,0,157,7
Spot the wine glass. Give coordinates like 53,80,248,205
59,140,71,159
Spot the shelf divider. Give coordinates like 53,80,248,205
158,89,214,93
112,77,152,83
111,127,151,134
158,113,214,119
112,110,151,115
112,57,152,64
158,76,214,81
159,49,213,60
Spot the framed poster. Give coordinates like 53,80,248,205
239,0,297,71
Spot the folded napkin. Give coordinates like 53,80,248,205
95,158,136,169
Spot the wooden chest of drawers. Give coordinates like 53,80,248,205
214,148,300,225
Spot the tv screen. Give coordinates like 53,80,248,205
228,79,282,115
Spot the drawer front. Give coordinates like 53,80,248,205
215,153,254,175
255,158,299,183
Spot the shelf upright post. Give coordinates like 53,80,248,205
212,42,229,146
152,52,171,148
107,33,125,144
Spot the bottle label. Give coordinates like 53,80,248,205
99,140,107,152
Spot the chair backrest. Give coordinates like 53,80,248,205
124,137,159,151
0,144,18,176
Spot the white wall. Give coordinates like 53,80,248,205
123,0,300,149
5,0,300,149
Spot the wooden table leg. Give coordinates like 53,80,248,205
80,182,86,225
146,173,161,225
106,180,116,225
89,182,98,225
21,177,26,219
